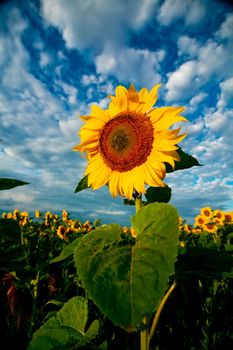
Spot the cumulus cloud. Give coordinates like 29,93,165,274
158,0,206,26
39,52,51,67
95,47,165,88
217,77,233,109
177,35,200,58
216,12,233,40
41,0,158,51
166,36,232,101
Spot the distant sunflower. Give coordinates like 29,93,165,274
200,207,212,219
204,222,216,234
213,209,224,220
74,84,187,199
224,212,233,224
194,214,206,227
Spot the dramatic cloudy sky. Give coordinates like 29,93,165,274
0,0,233,225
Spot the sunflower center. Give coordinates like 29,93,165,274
111,130,129,152
99,111,154,172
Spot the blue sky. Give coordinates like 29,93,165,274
0,0,233,225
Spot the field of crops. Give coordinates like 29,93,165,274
1,208,233,350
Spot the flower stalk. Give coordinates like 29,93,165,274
149,281,177,345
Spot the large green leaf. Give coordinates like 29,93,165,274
74,203,179,331
28,296,99,350
165,147,201,173
0,178,29,190
75,175,89,193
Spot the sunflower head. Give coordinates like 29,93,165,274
204,222,216,234
200,207,213,220
74,84,187,199
194,214,206,227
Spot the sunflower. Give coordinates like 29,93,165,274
74,84,187,199
200,207,212,220
213,209,224,220
194,214,206,227
224,212,233,224
204,222,216,234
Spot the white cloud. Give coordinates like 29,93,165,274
95,47,165,88
217,77,233,108
166,60,197,100
0,190,37,205
216,13,233,40
59,117,81,139
158,0,206,26
41,0,158,51
39,52,51,67
166,37,232,101
177,35,200,58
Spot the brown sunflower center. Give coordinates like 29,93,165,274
99,111,154,172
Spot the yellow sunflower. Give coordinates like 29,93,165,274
213,209,224,220
204,222,216,234
194,214,207,227
200,207,212,220
224,212,233,224
74,84,187,199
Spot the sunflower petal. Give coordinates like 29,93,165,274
115,85,128,111
90,105,111,121
141,84,161,113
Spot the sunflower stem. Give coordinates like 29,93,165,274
135,194,142,214
149,281,177,345
135,194,149,350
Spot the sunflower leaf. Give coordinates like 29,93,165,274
28,296,98,350
165,147,201,173
0,178,29,191
75,175,89,193
123,199,136,205
145,186,172,203
74,203,179,331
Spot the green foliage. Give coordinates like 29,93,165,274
176,247,233,280
124,186,172,206
74,203,179,331
145,185,172,203
50,237,82,263
28,296,99,350
75,175,89,193
0,218,24,270
0,178,29,190
165,147,201,173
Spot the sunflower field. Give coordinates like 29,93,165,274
1,84,233,350
0,207,233,350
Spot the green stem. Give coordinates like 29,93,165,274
30,270,40,336
135,195,142,214
140,317,149,350
149,281,177,344
135,194,149,350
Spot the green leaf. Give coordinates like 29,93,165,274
165,147,201,173
28,296,97,350
85,320,100,339
123,199,136,206
50,237,82,263
0,178,29,190
74,203,179,331
75,175,89,193
145,186,172,203
0,218,21,244
0,219,26,271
